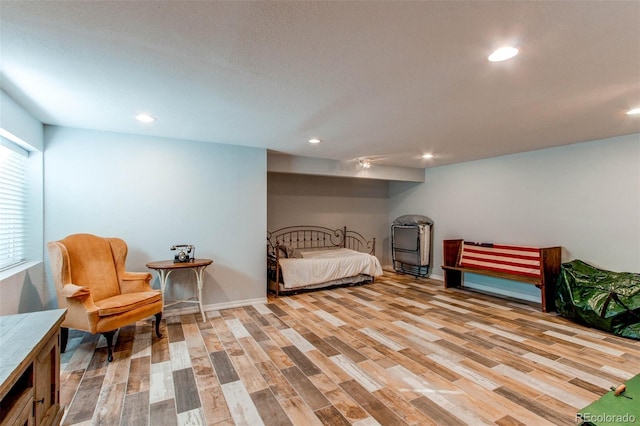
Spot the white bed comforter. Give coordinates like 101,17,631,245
279,248,383,289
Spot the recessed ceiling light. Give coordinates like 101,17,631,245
136,113,156,123
308,138,322,144
488,46,519,62
626,107,640,115
422,153,434,159
358,159,371,169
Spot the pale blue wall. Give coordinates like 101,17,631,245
0,89,43,150
389,133,640,302
44,126,267,308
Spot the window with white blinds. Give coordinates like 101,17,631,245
0,138,28,271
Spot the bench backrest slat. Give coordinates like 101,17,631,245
460,242,541,279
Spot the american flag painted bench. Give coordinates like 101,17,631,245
441,239,561,312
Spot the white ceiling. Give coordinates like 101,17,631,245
1,1,639,168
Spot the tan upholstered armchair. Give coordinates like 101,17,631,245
47,233,163,361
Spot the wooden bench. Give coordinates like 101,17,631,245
441,239,561,312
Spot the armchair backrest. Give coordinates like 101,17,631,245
48,233,124,303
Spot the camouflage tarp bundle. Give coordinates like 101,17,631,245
555,259,640,340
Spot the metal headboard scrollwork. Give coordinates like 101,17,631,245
344,229,376,255
267,225,375,256
267,225,344,256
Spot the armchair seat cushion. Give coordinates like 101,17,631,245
95,291,162,317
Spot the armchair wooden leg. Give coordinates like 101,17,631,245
102,330,117,362
60,327,69,353
154,312,163,338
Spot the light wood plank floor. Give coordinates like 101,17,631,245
59,272,640,425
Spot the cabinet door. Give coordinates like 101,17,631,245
34,332,60,426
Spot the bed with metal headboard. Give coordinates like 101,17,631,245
267,225,382,296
